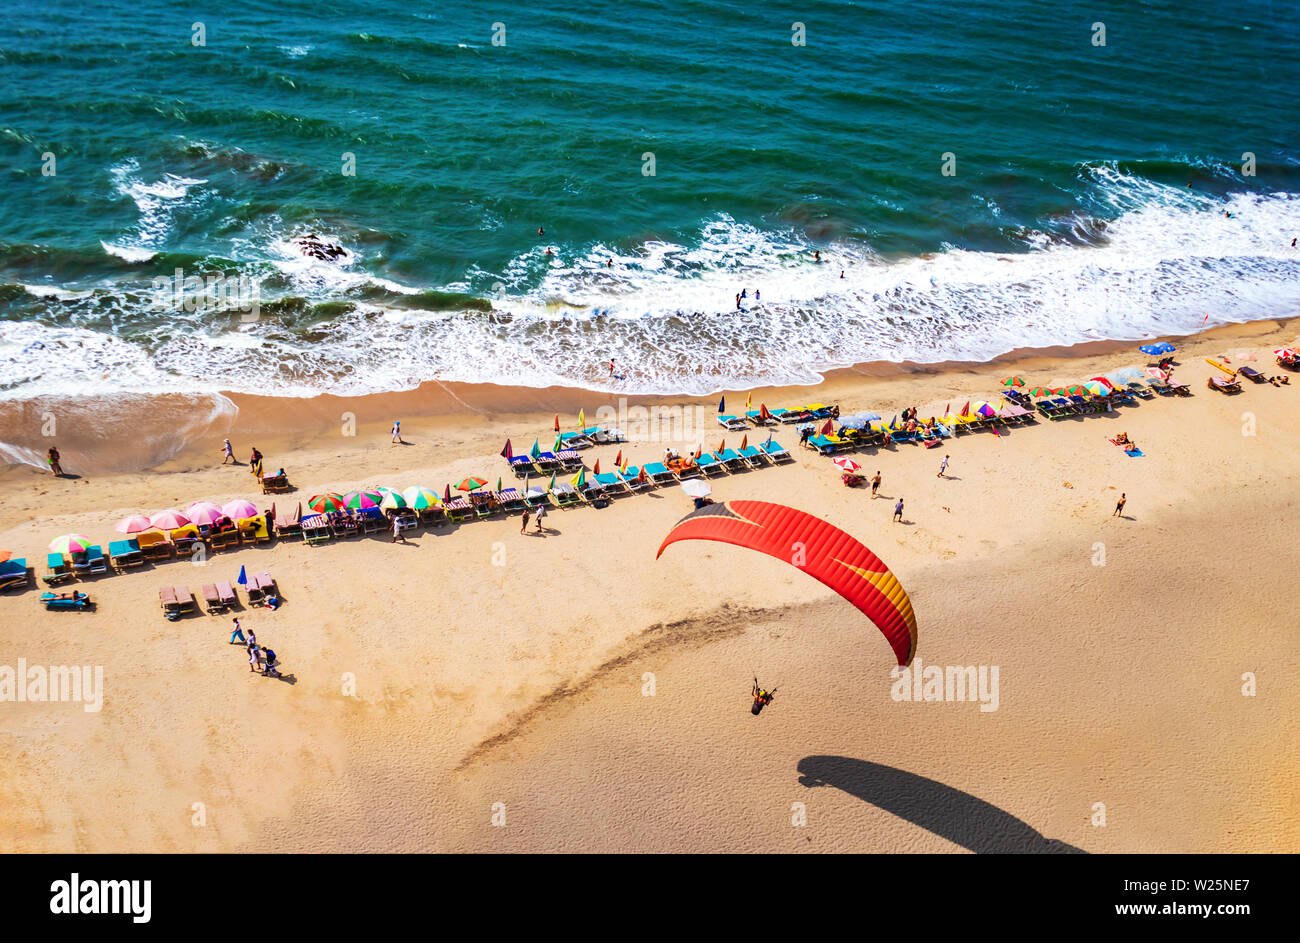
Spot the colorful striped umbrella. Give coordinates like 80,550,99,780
1081,380,1109,396
307,493,346,513
1000,376,1025,387
1059,385,1087,397
571,468,586,489
222,499,259,520
342,490,381,510
402,486,440,510
149,509,190,530
48,533,93,554
456,477,488,492
1027,386,1057,398
115,514,155,534
380,489,408,510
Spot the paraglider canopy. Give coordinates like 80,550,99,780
658,499,917,666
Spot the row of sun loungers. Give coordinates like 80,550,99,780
161,573,278,619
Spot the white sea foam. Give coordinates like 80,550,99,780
5,172,1299,400
106,160,208,254
100,242,157,263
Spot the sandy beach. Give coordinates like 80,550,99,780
2,319,1298,853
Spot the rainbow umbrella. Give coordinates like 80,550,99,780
307,493,346,513
456,477,488,492
149,509,190,530
48,533,93,554
342,490,381,510
401,486,440,510
1000,376,1025,387
1081,380,1109,396
379,489,407,510
187,502,225,526
115,514,154,534
222,499,259,520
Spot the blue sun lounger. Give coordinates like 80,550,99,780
642,462,677,485
697,452,725,476
717,414,748,431
508,454,535,477
558,431,595,449
745,410,778,426
716,448,749,471
739,445,769,467
108,539,144,571
760,440,792,463
0,559,28,592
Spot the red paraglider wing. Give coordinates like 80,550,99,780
657,500,917,665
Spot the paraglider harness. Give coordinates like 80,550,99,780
751,678,775,716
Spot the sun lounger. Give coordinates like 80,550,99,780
444,497,473,523
802,403,834,419
301,515,332,545
667,458,702,480
68,549,91,577
330,514,360,538
171,524,202,556
134,530,173,560
497,488,527,512
593,472,630,495
621,467,653,491
1207,376,1241,393
558,431,595,450
643,461,677,485
696,452,725,476
717,414,749,431
523,489,550,509
260,473,291,494
760,440,793,463
273,503,303,538
1238,366,1266,383
583,425,626,444
744,410,778,426
470,491,499,518
1124,381,1154,399
387,508,420,534
556,449,584,470
716,448,749,471
202,583,224,613
108,539,144,572
247,572,277,606
160,586,195,620
1168,380,1192,396
356,506,386,534
41,590,92,611
417,505,446,526
771,407,812,424
85,545,107,576
44,552,76,586
0,559,29,592
531,451,560,472
739,445,769,467
508,454,535,477
549,483,581,507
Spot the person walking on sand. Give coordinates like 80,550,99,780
870,471,881,497
391,515,404,543
938,454,950,478
1113,493,1126,517
46,446,63,477
520,508,531,534
230,617,246,645
534,502,547,532
221,438,234,464
248,646,262,673
391,420,402,444
893,498,904,522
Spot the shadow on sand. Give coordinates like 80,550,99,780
797,755,1086,854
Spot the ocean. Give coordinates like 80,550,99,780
1,0,1298,399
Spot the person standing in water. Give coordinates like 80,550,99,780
608,358,616,378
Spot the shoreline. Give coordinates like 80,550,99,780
1,317,1293,482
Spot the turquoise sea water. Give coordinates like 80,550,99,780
1,0,1298,398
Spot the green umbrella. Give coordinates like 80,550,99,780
548,472,556,490
380,490,409,510
1027,386,1057,398
1000,375,1025,387
343,490,382,510
48,533,93,555
308,493,346,513
456,477,488,492
496,476,502,494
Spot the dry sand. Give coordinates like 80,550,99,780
1,320,1297,853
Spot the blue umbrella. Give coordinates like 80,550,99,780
717,395,725,414
1138,342,1175,356
839,411,880,429
236,565,248,587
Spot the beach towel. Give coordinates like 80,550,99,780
1125,448,1144,457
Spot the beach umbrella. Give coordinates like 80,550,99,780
594,459,602,474
188,502,225,525
680,479,711,499
149,508,190,530
1081,380,1110,397
342,490,380,511
115,514,155,534
1059,385,1087,397
381,490,409,510
1087,376,1115,390
759,403,773,422
456,477,488,492
236,565,248,588
975,403,997,418
500,438,513,459
0,550,10,564
571,468,587,489
740,434,748,450
1145,367,1169,381
529,438,541,459
833,457,862,473
1139,342,1175,356
222,499,260,520
307,493,346,514
1000,376,1025,387
402,487,440,509
443,484,452,503
496,477,503,494
614,449,623,467
1026,386,1056,398
48,533,93,555
717,396,725,414
547,473,556,490
1274,348,1298,359
820,418,833,434
553,434,563,452
838,413,869,430
578,408,585,429
959,400,971,417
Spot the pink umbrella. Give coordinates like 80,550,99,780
1145,367,1169,381
115,514,155,534
150,509,191,530
222,499,259,520
833,456,862,473
187,502,225,526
